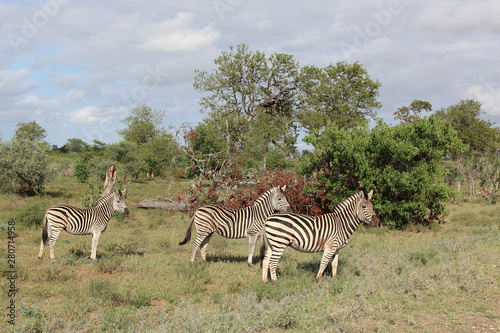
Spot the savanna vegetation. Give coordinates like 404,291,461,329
1,44,500,332
0,176,499,332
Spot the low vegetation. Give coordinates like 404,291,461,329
1,176,499,332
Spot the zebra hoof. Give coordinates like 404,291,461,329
248,262,253,267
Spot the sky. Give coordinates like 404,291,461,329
1,0,499,149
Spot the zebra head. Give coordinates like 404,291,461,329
356,189,378,226
113,188,129,216
270,185,292,212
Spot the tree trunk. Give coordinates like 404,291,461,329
101,165,117,197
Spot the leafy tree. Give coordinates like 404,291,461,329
193,44,300,154
435,99,500,153
143,133,177,179
14,121,47,141
62,138,90,153
301,116,466,228
244,110,298,170
297,61,381,133
187,122,227,155
394,100,432,123
117,104,166,144
0,137,56,195
106,141,147,180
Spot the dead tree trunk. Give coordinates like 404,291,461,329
101,165,117,198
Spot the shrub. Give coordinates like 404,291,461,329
0,137,57,196
301,117,467,227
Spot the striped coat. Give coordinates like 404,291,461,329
261,189,377,283
180,186,291,266
38,189,129,260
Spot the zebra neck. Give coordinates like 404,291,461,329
332,192,364,238
250,195,274,216
91,194,115,219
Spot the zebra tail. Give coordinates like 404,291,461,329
259,233,266,269
179,215,195,245
42,212,49,245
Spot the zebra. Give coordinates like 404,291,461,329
38,189,129,260
179,185,291,266
261,188,378,283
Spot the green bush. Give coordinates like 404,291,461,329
0,137,57,196
301,116,467,227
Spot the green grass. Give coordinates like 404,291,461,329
1,176,499,332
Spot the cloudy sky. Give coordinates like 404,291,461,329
1,0,499,147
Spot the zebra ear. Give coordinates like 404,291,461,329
281,185,286,192
367,190,373,200
121,188,127,196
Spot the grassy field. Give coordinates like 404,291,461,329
1,175,499,332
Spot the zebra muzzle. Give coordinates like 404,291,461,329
123,208,130,216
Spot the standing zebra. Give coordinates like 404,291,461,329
261,188,377,283
179,186,291,266
38,189,129,260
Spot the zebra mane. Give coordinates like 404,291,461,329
94,190,118,208
252,187,276,206
330,189,365,214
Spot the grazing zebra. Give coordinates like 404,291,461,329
179,186,291,266
261,188,377,283
38,189,129,260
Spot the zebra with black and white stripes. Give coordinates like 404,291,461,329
261,188,378,283
179,186,291,266
38,189,129,260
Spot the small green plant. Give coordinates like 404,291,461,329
88,279,123,305
132,291,151,308
96,255,124,273
80,177,103,208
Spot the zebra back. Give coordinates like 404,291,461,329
46,189,128,235
196,186,290,239
264,188,375,252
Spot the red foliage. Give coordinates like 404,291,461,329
186,169,330,217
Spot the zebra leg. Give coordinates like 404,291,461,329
38,239,45,259
199,233,213,263
247,234,259,267
331,249,340,277
261,249,271,283
268,248,286,283
316,246,336,281
90,231,102,260
48,228,63,260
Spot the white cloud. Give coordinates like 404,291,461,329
422,40,494,55
64,89,85,102
16,95,61,107
466,80,500,117
418,0,500,31
69,106,113,125
140,12,220,52
0,69,31,95
51,74,80,88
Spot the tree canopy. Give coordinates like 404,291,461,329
194,44,300,156
117,104,166,144
14,121,47,142
434,99,500,153
298,62,381,133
